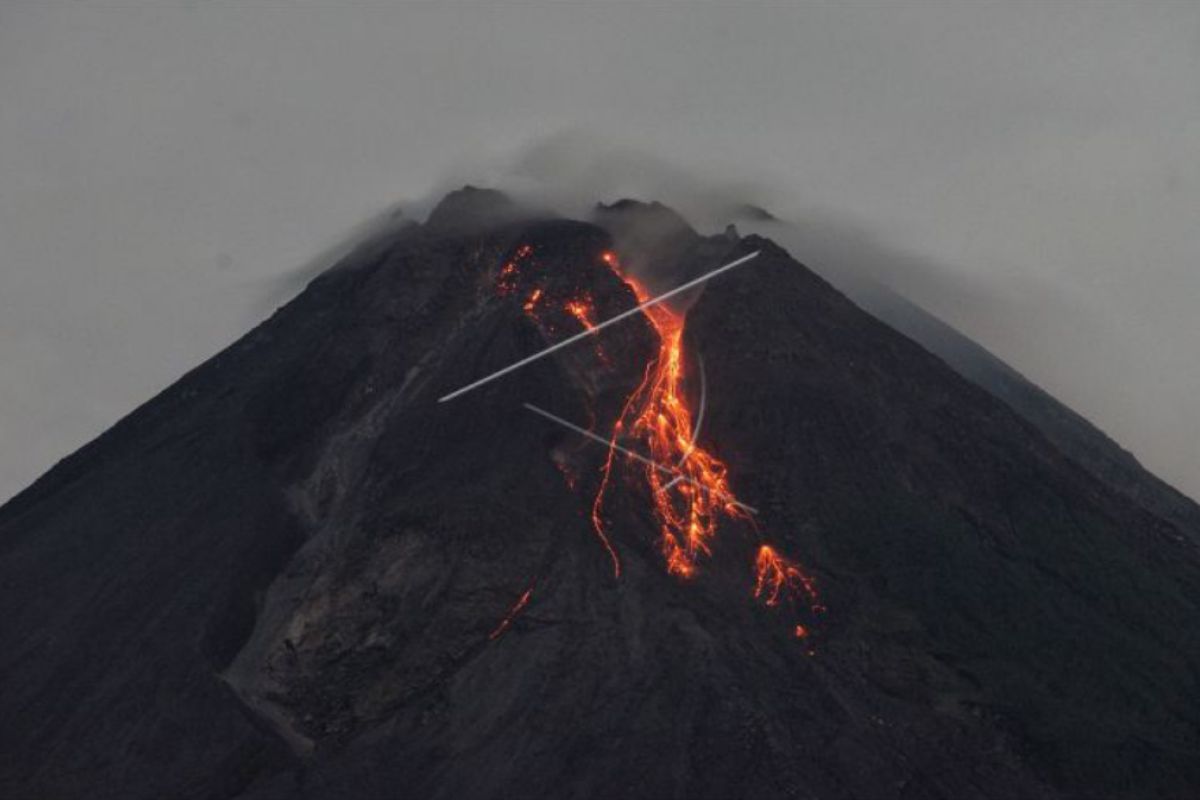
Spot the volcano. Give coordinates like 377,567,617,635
2,188,1198,800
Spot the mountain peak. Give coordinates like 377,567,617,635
593,198,696,239
2,198,1198,800
425,185,523,232
733,202,779,222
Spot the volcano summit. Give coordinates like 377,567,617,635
1,189,1198,800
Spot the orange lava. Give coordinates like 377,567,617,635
497,244,533,294
565,295,598,330
596,252,823,637
593,252,748,578
523,288,543,314
494,245,824,641
495,245,620,575
754,544,819,609
488,585,534,640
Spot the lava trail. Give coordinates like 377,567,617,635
593,255,746,578
494,243,822,634
489,585,534,640
593,251,822,628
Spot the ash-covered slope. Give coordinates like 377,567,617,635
818,271,1200,544
1,189,1198,800
730,208,1200,540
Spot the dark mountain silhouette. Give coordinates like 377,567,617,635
728,210,1200,541
845,279,1200,541
1,189,1198,800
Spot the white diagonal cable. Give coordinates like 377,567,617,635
438,251,760,403
522,403,757,514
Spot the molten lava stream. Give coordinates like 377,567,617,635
495,244,823,640
754,544,823,638
593,251,823,636
489,585,534,640
593,253,748,576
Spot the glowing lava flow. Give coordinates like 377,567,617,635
754,545,818,606
754,544,822,636
496,245,621,575
595,251,823,632
488,585,534,640
493,244,823,638
595,265,746,578
565,295,598,330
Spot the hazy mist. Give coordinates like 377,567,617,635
1,1,1197,501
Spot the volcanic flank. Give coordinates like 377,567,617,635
1,187,1199,800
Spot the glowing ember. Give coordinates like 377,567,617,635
565,293,609,364
753,544,818,608
494,245,619,574
488,585,534,640
523,288,543,314
497,244,533,294
565,295,598,330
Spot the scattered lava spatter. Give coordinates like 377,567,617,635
496,243,533,293
495,244,621,575
754,545,823,639
499,245,604,354
565,296,598,330
754,545,818,607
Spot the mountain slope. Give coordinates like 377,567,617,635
844,278,1200,540
1,190,1197,800
731,209,1200,541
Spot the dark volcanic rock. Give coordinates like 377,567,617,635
846,279,1200,542
424,185,530,233
1,193,1198,800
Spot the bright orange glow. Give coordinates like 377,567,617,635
566,294,610,366
591,369,651,579
494,245,825,641
497,244,533,295
488,585,534,640
593,252,748,578
496,245,620,575
754,544,819,609
565,295,598,330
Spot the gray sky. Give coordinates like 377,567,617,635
1,1,1197,503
